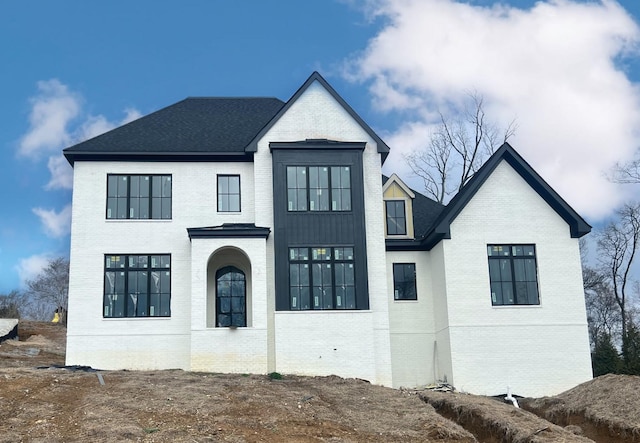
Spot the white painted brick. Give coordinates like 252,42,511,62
443,161,592,397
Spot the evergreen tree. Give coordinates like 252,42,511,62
592,332,622,376
621,322,640,375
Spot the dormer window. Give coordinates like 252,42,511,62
386,201,406,235
382,174,415,239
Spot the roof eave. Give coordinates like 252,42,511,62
187,224,271,240
63,150,254,166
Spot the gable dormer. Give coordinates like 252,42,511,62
383,173,415,239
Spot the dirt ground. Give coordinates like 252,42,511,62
0,321,638,442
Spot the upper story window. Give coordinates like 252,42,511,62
487,244,539,306
386,200,407,235
393,263,417,300
382,175,414,238
106,175,171,219
217,175,241,212
289,246,355,310
103,254,171,318
286,166,351,212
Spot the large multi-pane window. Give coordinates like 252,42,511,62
286,166,351,212
216,266,246,327
393,263,417,300
289,246,355,310
487,245,539,305
217,175,240,212
104,254,171,317
386,200,407,235
106,175,172,219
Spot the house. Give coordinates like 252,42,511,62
63,72,593,397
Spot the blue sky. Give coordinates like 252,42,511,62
2,0,640,293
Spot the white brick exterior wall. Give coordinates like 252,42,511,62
66,160,256,370
386,161,592,395
442,161,592,397
386,251,437,388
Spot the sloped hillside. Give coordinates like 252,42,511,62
1,321,638,442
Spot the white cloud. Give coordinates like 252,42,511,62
16,253,52,288
77,107,142,141
32,204,72,238
45,155,73,190
18,80,142,192
347,0,640,220
18,79,81,159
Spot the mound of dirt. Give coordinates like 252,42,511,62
0,320,66,368
521,374,640,442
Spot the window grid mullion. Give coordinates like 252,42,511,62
509,255,518,304
146,179,152,220
305,167,310,212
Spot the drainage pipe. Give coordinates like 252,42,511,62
505,386,519,408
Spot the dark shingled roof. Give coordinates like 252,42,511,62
412,189,446,237
187,223,271,239
63,97,284,163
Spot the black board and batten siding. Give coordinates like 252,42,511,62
271,143,369,311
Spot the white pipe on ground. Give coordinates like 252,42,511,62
505,386,519,408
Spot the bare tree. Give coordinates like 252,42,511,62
404,93,516,203
583,266,621,346
597,203,640,362
0,290,22,318
24,257,69,324
611,155,640,184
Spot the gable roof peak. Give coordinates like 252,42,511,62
245,71,390,161
383,173,416,198
418,142,591,248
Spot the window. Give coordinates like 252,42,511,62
393,263,417,300
386,201,406,235
106,175,171,219
487,245,539,305
286,166,351,212
289,246,355,310
217,175,240,212
104,254,171,317
216,266,246,327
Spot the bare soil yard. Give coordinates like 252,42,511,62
0,321,638,442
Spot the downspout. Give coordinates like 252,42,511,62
433,340,438,382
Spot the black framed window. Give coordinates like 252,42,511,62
217,175,241,212
330,166,351,211
104,254,171,317
386,200,407,235
106,175,171,219
216,266,246,327
487,245,539,305
289,246,355,310
286,166,351,212
393,263,417,300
